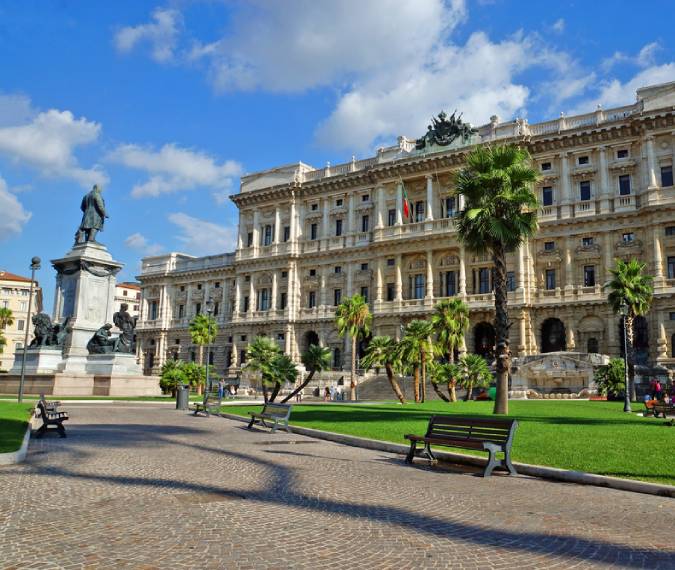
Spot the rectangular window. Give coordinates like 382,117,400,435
336,198,343,207
619,174,631,196
506,271,516,292
123,290,128,297
582,237,594,247
617,149,629,159
544,241,555,251
361,214,369,232
214,281,220,288
386,283,395,301
308,291,316,308
579,180,591,201
281,271,287,278
584,265,596,287
413,274,425,299
197,283,202,290
670,312,675,321
334,288,342,306
335,219,343,236
387,258,395,267
360,263,369,271
311,203,318,211
243,296,249,313
258,288,270,311
545,269,556,290
578,155,589,165
666,226,675,236
622,232,634,243
362,194,370,202
334,266,342,274
279,292,287,310
208,351,214,366
668,256,675,279
415,201,425,222
478,268,490,294
283,226,290,242
17,319,24,331
360,286,369,302
178,304,184,318
150,301,158,320
661,165,674,187
541,161,551,171
263,225,273,246
309,269,316,276
388,209,396,226
19,301,27,311
445,271,456,297
310,223,318,240
213,302,219,316
246,232,253,247
444,196,456,218
542,186,553,206
195,302,201,315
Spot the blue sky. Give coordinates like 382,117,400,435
0,0,673,312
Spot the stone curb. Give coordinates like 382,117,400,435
219,411,675,499
0,409,35,466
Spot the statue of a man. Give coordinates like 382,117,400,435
86,324,115,354
112,303,136,353
76,184,108,244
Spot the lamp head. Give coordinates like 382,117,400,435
30,256,41,270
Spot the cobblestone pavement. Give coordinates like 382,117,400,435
1,406,674,569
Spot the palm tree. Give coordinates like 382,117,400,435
604,258,654,401
399,320,433,403
0,331,6,354
445,362,463,402
455,144,539,415
427,361,451,402
431,299,469,363
160,359,186,396
361,335,406,404
459,353,492,401
281,344,331,403
246,336,282,402
189,313,218,394
335,294,372,400
0,307,14,330
267,354,298,402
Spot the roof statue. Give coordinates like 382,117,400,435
76,184,108,244
415,110,477,150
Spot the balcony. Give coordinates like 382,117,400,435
373,217,455,242
614,195,637,212
574,201,595,218
539,206,557,222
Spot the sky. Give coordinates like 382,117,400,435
0,0,673,312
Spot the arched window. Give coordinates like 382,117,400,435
541,318,566,353
333,348,342,369
587,337,599,354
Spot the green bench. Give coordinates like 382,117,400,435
247,403,292,433
191,386,223,417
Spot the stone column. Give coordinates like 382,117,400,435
425,175,434,221
656,309,668,360
234,276,241,316
560,152,572,218
395,254,403,301
646,135,658,188
425,250,434,299
518,312,527,356
237,215,245,250
375,185,385,229
295,202,304,241
346,263,354,297
252,209,260,251
653,225,664,285
606,310,618,355
375,258,383,302
230,343,238,369
320,267,328,307
564,238,575,294
458,245,467,296
516,243,525,293
249,277,255,313
322,198,330,238
395,182,403,226
457,193,465,211
271,271,278,311
274,207,281,244
598,146,610,214
604,233,614,282
347,193,355,235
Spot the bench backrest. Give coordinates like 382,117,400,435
37,401,50,422
261,403,292,418
426,415,517,445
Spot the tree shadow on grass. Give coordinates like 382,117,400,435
10,421,674,568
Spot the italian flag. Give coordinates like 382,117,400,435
402,183,411,220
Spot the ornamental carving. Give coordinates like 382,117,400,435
409,258,426,270
574,244,601,257
415,111,476,150
439,255,459,267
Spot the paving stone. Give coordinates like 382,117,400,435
0,405,673,569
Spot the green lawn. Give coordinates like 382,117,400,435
0,402,34,453
223,400,675,486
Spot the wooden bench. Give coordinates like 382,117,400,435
35,400,69,438
191,387,222,417
247,403,292,433
39,393,61,414
404,415,518,477
653,403,675,418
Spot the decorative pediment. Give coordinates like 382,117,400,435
615,239,643,250
439,255,459,267
571,167,597,180
574,244,601,257
409,258,426,270
608,158,637,172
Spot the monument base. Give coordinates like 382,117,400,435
0,372,161,397
9,348,64,375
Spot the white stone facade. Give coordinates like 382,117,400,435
136,81,675,380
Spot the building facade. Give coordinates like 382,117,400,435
0,271,43,370
136,81,675,381
114,282,141,320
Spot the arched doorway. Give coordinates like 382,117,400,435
587,337,599,354
303,330,320,352
541,318,566,352
474,322,495,360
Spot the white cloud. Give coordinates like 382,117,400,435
114,8,181,63
0,104,107,187
551,18,565,33
107,143,242,199
168,212,237,255
124,232,164,257
0,175,31,240
0,93,33,126
602,41,661,72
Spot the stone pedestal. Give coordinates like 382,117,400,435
9,348,64,375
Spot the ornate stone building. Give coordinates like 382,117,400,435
136,81,675,383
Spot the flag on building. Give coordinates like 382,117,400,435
402,182,411,220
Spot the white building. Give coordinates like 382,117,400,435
114,282,141,319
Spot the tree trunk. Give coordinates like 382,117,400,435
281,371,315,403
420,351,427,403
431,381,450,402
413,366,420,403
269,382,281,402
626,315,636,402
464,380,474,401
385,363,406,404
492,244,510,415
350,336,357,400
448,380,457,402
261,377,269,403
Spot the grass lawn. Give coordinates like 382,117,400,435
223,400,675,486
0,402,34,453
0,394,237,402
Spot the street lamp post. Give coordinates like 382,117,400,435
204,298,214,399
18,256,41,403
619,300,631,413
